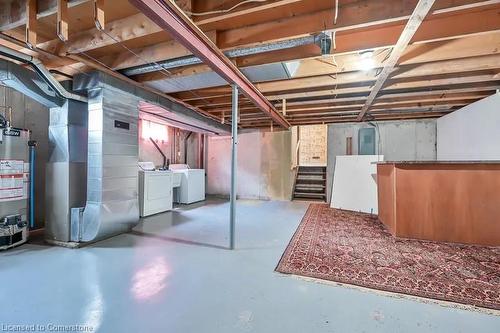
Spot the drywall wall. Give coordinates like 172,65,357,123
327,119,437,202
0,85,49,228
437,94,500,160
207,130,293,200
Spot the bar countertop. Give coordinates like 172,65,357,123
375,160,500,165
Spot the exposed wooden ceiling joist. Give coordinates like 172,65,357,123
357,0,437,121
132,6,500,83
1,0,499,127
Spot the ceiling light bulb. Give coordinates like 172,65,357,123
359,58,375,71
359,51,375,71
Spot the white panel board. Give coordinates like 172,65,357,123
330,155,383,214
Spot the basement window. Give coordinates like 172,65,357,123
141,120,168,143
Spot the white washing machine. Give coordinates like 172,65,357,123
170,165,205,204
139,162,174,217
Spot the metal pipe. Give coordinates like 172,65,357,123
230,84,238,250
183,131,193,164
149,137,168,170
121,33,329,76
0,45,87,103
28,140,37,229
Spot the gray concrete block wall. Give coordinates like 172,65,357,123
326,119,437,202
0,85,49,228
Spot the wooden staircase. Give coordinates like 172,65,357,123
292,166,327,202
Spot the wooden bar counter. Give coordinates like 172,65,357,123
376,161,500,246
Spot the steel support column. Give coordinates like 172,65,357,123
128,0,290,129
230,84,238,250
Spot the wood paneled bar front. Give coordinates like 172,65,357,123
376,161,500,246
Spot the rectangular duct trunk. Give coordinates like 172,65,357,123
71,87,139,242
45,100,88,242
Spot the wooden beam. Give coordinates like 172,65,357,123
97,30,217,70
57,0,69,42
174,79,500,104
193,0,306,26
134,10,500,85
255,54,500,93
264,72,498,101
129,0,290,128
93,0,105,30
285,112,450,126
43,0,306,54
171,55,500,102
28,0,497,59
216,0,495,49
0,0,90,31
357,0,436,121
67,53,222,123
25,0,37,49
39,12,159,54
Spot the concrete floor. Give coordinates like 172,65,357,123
1,199,499,332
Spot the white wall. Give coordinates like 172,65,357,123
327,119,437,201
138,124,202,169
437,94,500,160
206,130,293,200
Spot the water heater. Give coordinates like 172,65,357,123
0,126,30,250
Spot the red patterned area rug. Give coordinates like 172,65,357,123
276,204,500,310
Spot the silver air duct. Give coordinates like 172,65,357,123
70,86,139,242
0,45,87,103
121,33,331,76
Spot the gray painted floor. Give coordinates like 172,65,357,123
1,199,499,332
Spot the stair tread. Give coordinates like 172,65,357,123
293,166,327,201
298,172,325,175
293,192,326,197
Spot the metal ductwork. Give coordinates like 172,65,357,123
0,45,87,103
121,33,331,77
0,58,63,108
70,85,140,242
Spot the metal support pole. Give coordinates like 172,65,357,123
230,84,238,250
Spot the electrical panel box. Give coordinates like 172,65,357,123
358,127,376,155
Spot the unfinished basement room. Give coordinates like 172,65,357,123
0,0,499,332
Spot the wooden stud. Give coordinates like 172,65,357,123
357,0,436,121
93,0,105,30
25,0,37,49
346,137,353,155
282,99,287,116
57,0,69,42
